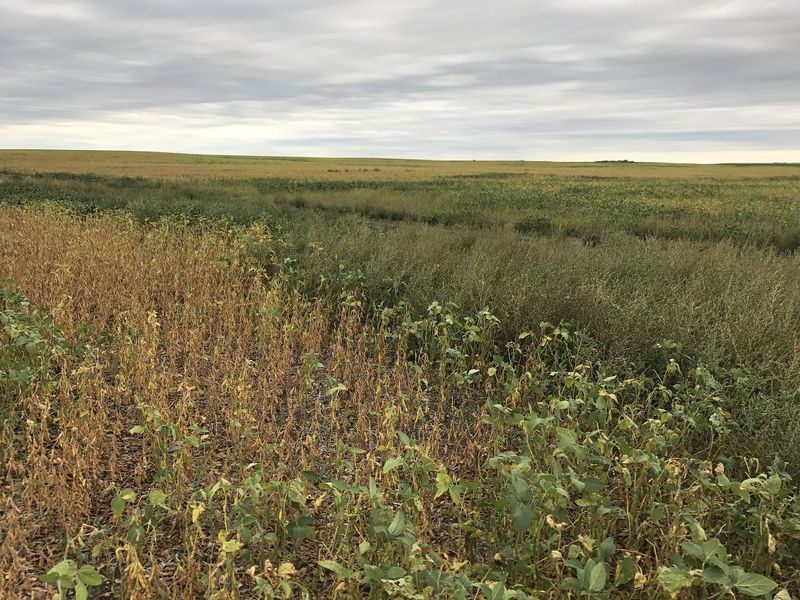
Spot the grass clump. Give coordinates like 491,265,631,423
775,229,800,254
514,214,553,234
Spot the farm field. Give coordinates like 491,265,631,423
3,149,799,180
1,151,800,598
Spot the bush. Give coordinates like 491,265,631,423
514,214,553,234
775,229,800,254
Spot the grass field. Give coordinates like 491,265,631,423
2,151,800,598
2,149,799,179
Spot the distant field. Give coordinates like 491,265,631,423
2,151,799,598
1,148,799,179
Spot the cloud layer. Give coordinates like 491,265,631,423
2,0,799,160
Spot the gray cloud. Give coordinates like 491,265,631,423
1,0,799,160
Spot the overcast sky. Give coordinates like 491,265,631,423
1,0,799,161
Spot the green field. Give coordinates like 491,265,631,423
2,151,799,598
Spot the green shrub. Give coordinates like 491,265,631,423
775,229,800,254
514,214,553,234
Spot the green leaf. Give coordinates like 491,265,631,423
301,470,320,483
326,383,347,396
649,503,666,522
581,477,606,494
510,474,530,502
76,565,103,586
561,577,582,592
764,474,782,495
148,489,167,507
588,561,607,592
615,557,637,586
680,541,705,561
688,519,707,542
658,566,694,594
318,560,353,580
111,496,126,518
448,484,464,506
434,469,451,499
701,566,730,586
49,560,77,577
510,503,533,532
75,580,88,600
385,566,406,579
733,573,777,597
701,538,727,560
599,537,615,561
476,581,505,600
39,571,61,585
129,425,146,434
388,511,406,537
383,456,404,473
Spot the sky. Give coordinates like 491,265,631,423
1,0,799,162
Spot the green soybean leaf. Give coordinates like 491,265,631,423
75,580,88,600
39,571,60,585
383,456,404,473
701,566,729,586
387,511,406,537
615,557,637,586
588,561,607,592
385,566,406,579
599,537,615,561
111,496,126,518
148,489,167,507
76,564,103,586
733,573,777,597
510,503,533,532
318,560,354,581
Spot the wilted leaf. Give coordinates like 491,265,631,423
148,489,167,507
658,566,694,594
